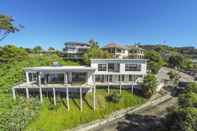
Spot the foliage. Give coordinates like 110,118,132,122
0,45,79,130
0,14,19,41
83,46,112,64
167,71,181,86
141,74,158,98
145,50,165,74
26,89,145,131
33,46,43,53
164,107,197,131
0,45,28,63
106,92,122,103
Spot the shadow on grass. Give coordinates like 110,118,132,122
72,98,80,110
117,114,166,131
83,97,93,110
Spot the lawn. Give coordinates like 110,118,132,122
26,88,145,131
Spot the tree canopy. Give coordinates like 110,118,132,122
0,14,19,41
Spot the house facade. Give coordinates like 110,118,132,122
91,59,147,86
63,42,90,60
104,43,144,59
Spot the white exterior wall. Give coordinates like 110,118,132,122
91,59,147,76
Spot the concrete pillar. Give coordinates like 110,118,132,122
131,82,134,94
119,82,122,94
38,72,43,103
93,86,96,111
12,88,16,100
80,87,83,112
26,87,29,99
53,88,56,105
66,87,70,111
26,72,30,83
107,75,110,94
64,72,68,84
39,87,43,103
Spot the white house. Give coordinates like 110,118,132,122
91,59,147,86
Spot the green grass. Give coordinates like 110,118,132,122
26,88,145,131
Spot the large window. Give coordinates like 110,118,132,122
108,63,120,72
98,64,107,71
125,64,141,71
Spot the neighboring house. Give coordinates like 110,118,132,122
103,43,144,59
63,42,90,60
127,45,144,59
91,59,147,86
103,43,128,59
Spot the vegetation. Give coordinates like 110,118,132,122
141,74,158,98
26,89,145,131
83,41,112,64
167,71,181,87
164,83,197,131
106,92,122,103
0,14,20,41
144,50,165,74
0,45,78,130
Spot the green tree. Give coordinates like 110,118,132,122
145,50,165,74
168,54,184,69
0,45,28,63
33,46,43,53
141,74,158,98
167,71,181,86
0,14,20,41
83,46,112,65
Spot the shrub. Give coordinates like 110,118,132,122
106,92,122,103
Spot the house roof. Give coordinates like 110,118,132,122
24,66,96,72
104,43,126,49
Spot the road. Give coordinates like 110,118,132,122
92,96,177,131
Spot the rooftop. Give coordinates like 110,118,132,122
24,66,96,72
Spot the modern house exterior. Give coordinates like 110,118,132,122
103,43,144,59
63,42,90,60
12,66,96,111
103,43,128,59
91,59,147,86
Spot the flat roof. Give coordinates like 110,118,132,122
91,58,147,61
24,66,96,72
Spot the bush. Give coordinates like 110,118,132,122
106,92,122,103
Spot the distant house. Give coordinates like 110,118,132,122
127,45,144,59
103,43,144,59
103,43,128,59
63,42,90,60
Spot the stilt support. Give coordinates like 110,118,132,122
93,86,96,111
66,87,70,111
53,88,56,105
39,87,43,103
80,87,83,112
26,87,29,99
12,88,16,100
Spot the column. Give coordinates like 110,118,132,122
93,86,96,111
80,87,83,112
66,87,70,111
131,81,134,94
26,72,30,83
119,81,122,94
107,75,110,94
12,88,16,100
64,72,68,84
53,88,56,105
38,72,43,103
26,87,29,99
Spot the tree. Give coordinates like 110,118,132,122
141,74,158,98
83,46,112,65
167,71,181,86
48,47,55,52
168,54,184,69
0,45,28,63
33,46,43,53
88,39,99,48
0,14,20,41
145,50,165,74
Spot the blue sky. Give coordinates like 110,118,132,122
0,0,197,49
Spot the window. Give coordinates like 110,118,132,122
108,63,120,72
125,64,141,71
98,64,107,71
95,75,105,82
